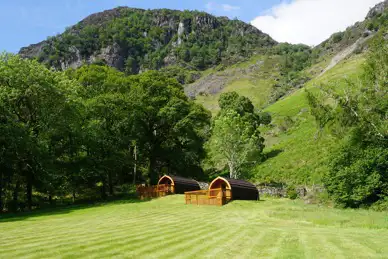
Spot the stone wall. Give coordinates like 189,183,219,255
257,185,287,197
256,184,324,198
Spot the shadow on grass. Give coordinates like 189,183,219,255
263,149,283,162
224,199,266,207
0,194,149,223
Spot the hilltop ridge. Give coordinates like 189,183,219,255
19,7,276,75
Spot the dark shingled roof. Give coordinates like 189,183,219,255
159,175,200,194
170,175,199,187
210,177,259,201
223,178,257,190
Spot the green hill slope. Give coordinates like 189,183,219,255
192,39,368,185
189,55,281,115
1,195,388,258
253,55,366,185
189,0,388,185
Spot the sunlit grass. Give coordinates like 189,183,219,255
195,53,367,184
1,195,387,258
254,54,366,184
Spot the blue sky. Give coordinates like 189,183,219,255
0,0,282,53
0,0,381,52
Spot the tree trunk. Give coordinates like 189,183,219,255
108,171,114,196
101,181,107,200
133,162,137,186
12,181,19,212
148,152,158,185
26,175,33,211
133,144,137,185
228,161,235,179
48,194,53,205
72,190,76,203
0,171,3,213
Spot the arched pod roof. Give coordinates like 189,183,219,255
158,175,200,194
209,177,259,201
158,175,174,186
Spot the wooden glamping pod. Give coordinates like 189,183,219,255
185,176,258,206
209,177,259,201
137,175,200,199
158,175,200,194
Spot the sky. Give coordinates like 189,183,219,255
0,0,382,53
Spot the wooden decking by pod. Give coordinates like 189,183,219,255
137,175,259,206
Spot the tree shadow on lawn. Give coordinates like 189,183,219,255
0,195,150,223
224,199,266,207
263,149,283,162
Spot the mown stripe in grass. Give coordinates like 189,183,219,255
0,206,203,247
1,196,388,259
172,225,245,258
1,214,174,255
304,231,346,259
238,229,267,258
89,222,214,257
351,234,388,256
251,229,285,258
0,209,169,245
38,216,215,258
338,235,379,258
109,221,216,258
274,232,305,259
152,225,232,258
209,227,250,258
4,209,209,257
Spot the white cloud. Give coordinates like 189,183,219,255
251,0,382,46
205,2,216,11
221,4,241,11
206,2,240,12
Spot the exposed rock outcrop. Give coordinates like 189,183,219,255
91,43,126,70
60,46,82,70
185,60,264,97
18,7,276,72
366,0,388,19
314,0,387,60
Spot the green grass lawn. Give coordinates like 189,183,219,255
1,195,388,258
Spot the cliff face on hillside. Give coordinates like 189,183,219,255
314,0,388,57
19,7,276,73
366,0,388,18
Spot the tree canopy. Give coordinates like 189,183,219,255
206,92,265,179
0,56,210,212
307,34,388,208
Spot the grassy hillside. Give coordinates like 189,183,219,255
192,55,281,115
191,2,388,186
1,195,387,258
194,49,367,184
254,54,366,185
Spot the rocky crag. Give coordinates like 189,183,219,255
19,7,276,73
